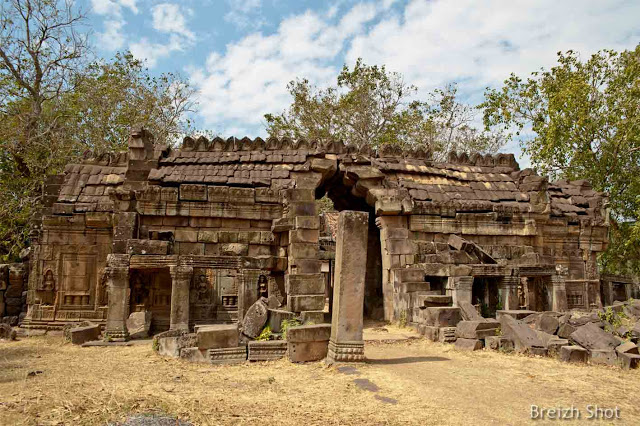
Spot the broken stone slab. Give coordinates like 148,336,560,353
0,323,16,340
70,324,101,345
528,346,548,357
496,310,537,321
288,324,331,362
268,309,295,333
458,301,484,321
535,330,557,348
287,324,331,342
546,338,569,357
535,314,559,335
485,336,514,352
454,338,484,351
180,347,208,363
156,331,197,358
62,321,94,342
423,307,462,327
418,325,439,341
557,323,577,339
241,298,268,339
498,315,543,353
126,311,152,339
208,346,247,365
589,349,618,366
300,310,325,324
618,352,640,370
439,327,457,343
422,295,452,307
455,320,499,339
248,340,287,361
196,324,239,350
569,322,624,351
560,346,588,363
615,341,639,355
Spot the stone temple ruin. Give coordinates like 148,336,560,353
12,127,640,366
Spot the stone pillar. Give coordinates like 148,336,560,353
448,276,473,307
551,274,568,312
104,254,130,341
327,211,368,363
170,265,192,331
498,275,520,310
601,280,614,306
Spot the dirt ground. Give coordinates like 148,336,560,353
1,333,639,425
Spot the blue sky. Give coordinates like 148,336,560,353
85,0,640,167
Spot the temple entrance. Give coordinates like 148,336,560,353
129,268,172,333
472,277,500,317
317,176,384,321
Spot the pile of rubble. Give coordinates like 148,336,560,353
416,299,640,369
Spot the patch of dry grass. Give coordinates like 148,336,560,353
0,336,639,425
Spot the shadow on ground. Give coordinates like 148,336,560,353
366,355,449,365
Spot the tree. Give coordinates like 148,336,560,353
0,1,196,261
265,58,503,161
481,46,640,275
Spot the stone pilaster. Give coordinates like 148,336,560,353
498,275,520,310
551,274,568,312
327,211,368,363
104,254,130,341
170,265,193,331
447,276,473,307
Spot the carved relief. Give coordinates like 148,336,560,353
129,270,150,308
38,269,56,305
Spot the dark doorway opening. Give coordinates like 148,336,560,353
129,268,172,333
472,277,500,317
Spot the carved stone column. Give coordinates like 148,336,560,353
170,265,193,331
447,276,473,307
327,211,368,362
551,274,568,312
498,275,520,310
104,254,131,341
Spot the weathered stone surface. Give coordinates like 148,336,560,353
458,301,484,321
268,309,295,333
208,346,247,364
288,341,329,362
287,295,325,312
248,340,287,361
126,311,152,339
180,347,208,363
241,298,268,339
535,314,559,335
455,320,499,339
0,323,16,340
557,323,577,339
498,315,544,353
197,324,239,350
485,336,514,352
439,327,457,343
423,307,462,327
418,325,439,341
589,349,618,366
560,346,588,363
618,352,640,369
287,324,331,342
455,338,484,351
496,310,537,321
546,338,569,357
71,324,101,345
569,322,623,351
615,341,639,355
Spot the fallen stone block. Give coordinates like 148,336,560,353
248,340,287,361
455,320,499,339
156,331,196,358
70,324,101,345
422,295,452,307
196,324,239,350
529,346,548,357
458,301,484,321
615,341,639,355
208,346,247,365
535,314,559,335
485,336,514,352
424,307,462,327
126,311,152,339
180,347,208,363
242,298,269,338
439,327,457,343
589,349,618,366
286,324,331,343
418,325,439,342
499,315,543,353
570,322,623,351
546,338,569,357
455,338,483,351
496,310,536,321
287,324,331,362
0,323,16,340
268,309,295,333
560,346,588,363
557,323,577,339
618,352,640,370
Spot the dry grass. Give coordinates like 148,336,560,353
1,336,639,425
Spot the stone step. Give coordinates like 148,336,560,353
395,281,432,293
413,294,452,308
392,268,425,284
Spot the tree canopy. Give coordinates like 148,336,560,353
482,45,640,275
0,0,195,261
265,58,504,161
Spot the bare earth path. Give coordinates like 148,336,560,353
1,335,638,425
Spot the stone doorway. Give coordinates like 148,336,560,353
472,277,500,317
318,176,384,321
129,268,172,333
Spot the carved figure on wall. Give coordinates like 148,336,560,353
191,274,210,304
258,274,268,299
96,268,108,306
130,272,150,307
40,269,56,305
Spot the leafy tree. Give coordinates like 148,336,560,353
482,46,640,275
0,0,195,261
265,58,503,160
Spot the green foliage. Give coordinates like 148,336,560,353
152,337,160,352
280,318,302,341
266,58,504,160
256,326,273,341
398,309,408,328
482,45,640,275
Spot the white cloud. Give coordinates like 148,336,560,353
98,19,126,51
225,0,265,30
152,3,195,40
130,35,184,68
90,0,138,16
91,0,138,51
